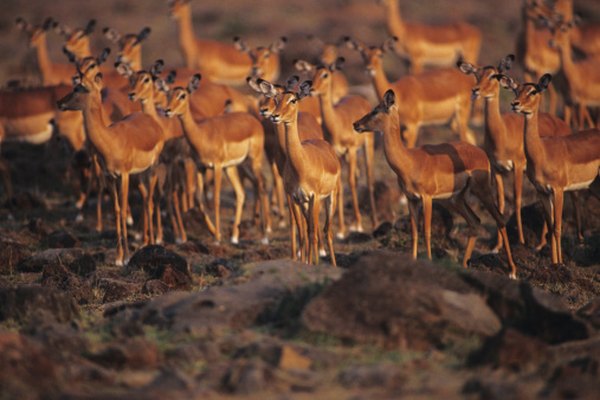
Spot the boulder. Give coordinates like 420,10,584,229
302,251,501,350
127,245,192,290
0,286,78,324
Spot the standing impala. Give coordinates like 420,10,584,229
354,90,518,279
234,36,286,82
346,37,476,147
58,69,165,266
378,0,482,73
168,0,254,85
269,83,342,266
306,59,377,234
458,55,573,251
506,73,600,265
165,74,270,245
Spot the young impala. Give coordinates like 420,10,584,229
354,90,518,279
506,73,600,265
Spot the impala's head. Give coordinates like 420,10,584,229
510,74,551,116
354,89,396,134
128,59,165,104
344,36,397,77
458,54,515,100
60,19,95,60
72,48,111,90
307,57,344,95
165,73,201,117
57,72,103,111
104,26,151,69
246,76,285,118
168,0,191,19
269,79,310,124
234,36,287,78
16,17,56,48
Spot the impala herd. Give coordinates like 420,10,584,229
1,0,599,279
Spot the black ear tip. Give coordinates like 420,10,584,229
281,36,288,42
507,54,515,60
143,26,151,33
157,59,164,65
246,76,252,83
103,47,111,54
193,73,201,80
102,27,109,33
233,36,240,41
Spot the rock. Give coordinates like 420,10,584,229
578,298,600,330
142,280,170,296
127,245,192,290
43,229,79,248
95,278,138,303
339,364,405,389
0,238,31,275
41,262,94,305
372,221,393,239
86,337,159,370
344,231,373,244
0,286,78,324
223,360,268,394
302,251,501,350
17,248,95,275
461,271,592,344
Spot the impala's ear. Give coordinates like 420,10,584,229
498,54,515,73
166,70,176,84
256,78,278,98
331,57,345,71
84,19,97,36
97,48,111,65
187,73,201,93
94,72,103,85
294,59,315,72
382,36,398,52
115,61,133,78
55,23,72,38
103,27,121,43
72,75,82,86
136,27,151,44
150,59,165,77
286,75,300,90
63,46,78,63
269,36,287,53
495,73,520,93
42,17,56,31
233,36,249,52
457,59,478,75
15,17,29,31
154,77,169,93
383,89,395,109
537,73,552,92
343,36,363,52
299,80,312,98
246,76,262,93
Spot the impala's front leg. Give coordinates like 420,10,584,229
553,189,565,264
363,133,378,228
539,193,558,264
120,173,131,264
225,166,245,245
138,181,150,245
347,148,362,232
213,165,223,243
513,163,526,245
111,179,123,266
422,195,433,261
492,172,505,252
407,198,420,259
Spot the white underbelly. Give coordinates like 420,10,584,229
565,179,595,192
5,119,54,145
432,191,456,200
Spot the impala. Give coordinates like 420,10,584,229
15,17,75,86
168,0,254,85
377,0,482,73
506,73,600,265
234,36,286,82
549,20,600,129
306,59,377,234
247,76,328,261
268,83,342,266
458,55,574,250
354,90,518,278
58,69,165,266
165,74,270,245
346,37,477,147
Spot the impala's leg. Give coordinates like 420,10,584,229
287,195,298,260
93,156,104,232
196,170,216,236
553,189,565,264
336,176,346,239
422,195,433,261
513,163,526,245
149,170,161,245
570,191,583,243
472,172,517,278
492,172,505,252
111,178,124,266
456,97,477,144
363,133,378,228
120,173,130,264
168,185,180,242
407,198,420,260
138,181,150,245
213,165,223,243
324,193,337,267
539,194,558,263
347,148,363,233
299,200,312,264
147,172,159,245
537,221,549,252
272,162,286,227
184,158,196,212
225,166,245,245
249,150,270,243
174,187,187,243
547,85,557,116
311,195,321,265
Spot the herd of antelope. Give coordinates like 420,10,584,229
1,0,599,279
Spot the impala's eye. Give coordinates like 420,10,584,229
323,72,329,78
143,77,151,84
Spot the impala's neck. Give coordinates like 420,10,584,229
318,79,343,139
555,37,576,82
385,0,406,39
275,122,286,154
283,111,309,177
522,109,547,168
140,94,160,121
483,96,507,151
382,110,413,179
81,91,115,160
174,6,197,68
370,64,393,101
33,36,53,85
178,103,202,139
129,50,143,72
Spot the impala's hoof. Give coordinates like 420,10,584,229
126,215,134,226
75,213,84,223
509,272,517,280
134,232,142,241
175,237,184,245
319,248,327,257
155,238,164,245
336,232,346,240
115,259,124,267
230,236,239,245
266,226,273,234
349,223,364,233
260,237,269,245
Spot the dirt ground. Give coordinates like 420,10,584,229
1,0,599,399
